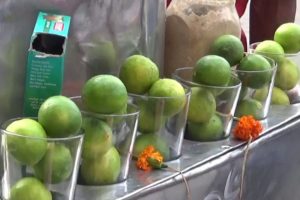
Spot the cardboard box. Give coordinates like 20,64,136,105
23,12,71,116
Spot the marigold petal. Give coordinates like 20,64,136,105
136,145,165,171
234,115,263,141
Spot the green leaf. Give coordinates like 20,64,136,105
147,157,168,169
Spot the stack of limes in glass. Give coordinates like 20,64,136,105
186,54,233,141
5,95,83,200
79,74,128,185
209,34,276,120
119,55,189,161
251,22,300,104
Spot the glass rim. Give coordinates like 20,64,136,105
250,42,300,57
128,85,191,100
70,96,140,118
233,64,277,73
172,67,242,90
234,53,278,73
1,117,84,141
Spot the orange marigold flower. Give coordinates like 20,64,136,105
136,145,164,171
233,115,263,141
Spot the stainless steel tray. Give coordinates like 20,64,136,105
75,104,300,200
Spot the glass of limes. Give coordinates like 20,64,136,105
71,96,139,185
1,117,84,200
233,53,278,120
129,84,191,161
173,67,242,141
118,54,191,161
250,42,300,105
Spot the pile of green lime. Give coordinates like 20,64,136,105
186,53,235,141
209,35,278,119
119,54,187,160
188,34,276,139
6,95,83,199
79,117,121,185
235,22,300,117
254,40,299,93
79,74,126,185
236,54,273,89
234,53,274,119
250,22,300,105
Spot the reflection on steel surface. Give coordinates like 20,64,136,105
224,170,240,200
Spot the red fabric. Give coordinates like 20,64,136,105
236,0,249,17
240,29,247,51
235,0,249,51
249,0,296,43
167,0,171,6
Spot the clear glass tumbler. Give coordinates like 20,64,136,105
1,118,84,200
129,87,191,161
250,42,300,104
71,96,139,185
173,67,241,141
232,55,277,120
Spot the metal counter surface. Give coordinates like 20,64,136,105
75,104,300,200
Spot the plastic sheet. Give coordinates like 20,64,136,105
0,0,165,122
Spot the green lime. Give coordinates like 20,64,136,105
237,54,272,89
274,23,300,53
10,177,52,200
133,134,170,160
148,78,186,117
137,101,166,133
6,118,47,165
82,75,128,114
81,117,113,160
38,95,82,138
80,146,121,185
186,114,223,141
210,34,244,66
271,87,290,105
254,40,285,63
193,55,231,86
33,143,73,184
82,40,117,75
275,58,299,90
254,86,290,105
119,55,159,94
235,99,263,119
188,87,216,123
